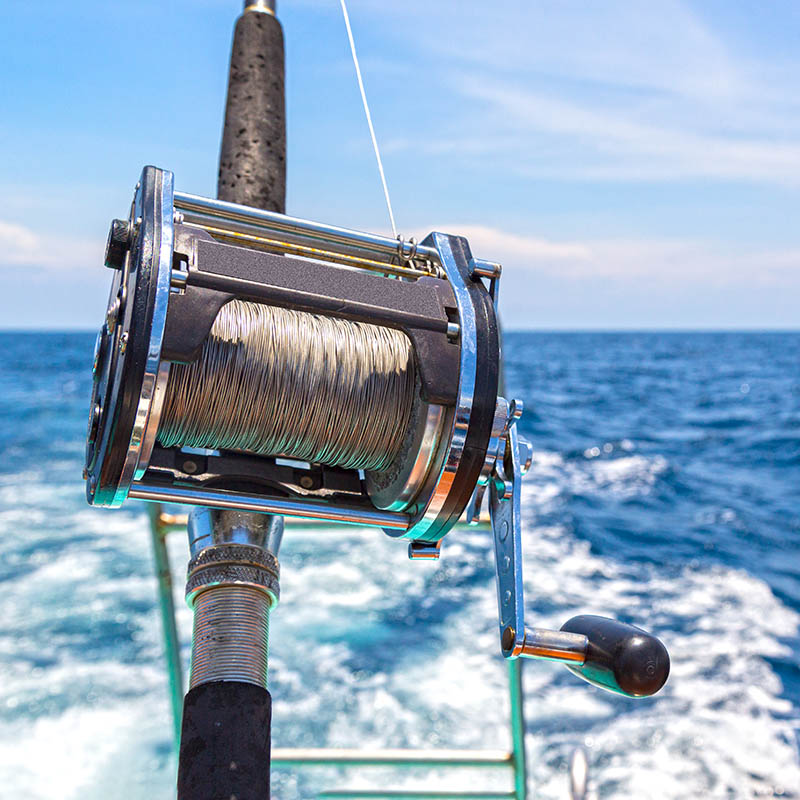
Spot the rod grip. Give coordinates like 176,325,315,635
560,615,670,698
177,680,272,800
218,9,286,213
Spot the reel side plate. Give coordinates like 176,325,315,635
86,166,174,506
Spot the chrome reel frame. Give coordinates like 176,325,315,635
85,166,516,545
86,167,174,507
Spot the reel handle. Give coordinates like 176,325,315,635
559,615,670,698
488,400,670,698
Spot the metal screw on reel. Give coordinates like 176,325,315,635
92,327,107,377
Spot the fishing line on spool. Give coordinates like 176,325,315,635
157,300,416,472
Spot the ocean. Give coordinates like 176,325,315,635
0,331,797,799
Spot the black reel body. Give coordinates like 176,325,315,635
86,166,504,544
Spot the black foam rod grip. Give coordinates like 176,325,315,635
177,681,272,800
218,9,286,214
560,615,670,698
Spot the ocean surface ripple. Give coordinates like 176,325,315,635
0,331,797,799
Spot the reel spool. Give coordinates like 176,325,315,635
86,165,509,546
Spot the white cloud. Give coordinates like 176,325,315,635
446,224,800,288
0,220,99,271
432,224,800,328
0,221,40,261
450,80,800,184
400,0,748,103
358,0,800,184
435,224,593,264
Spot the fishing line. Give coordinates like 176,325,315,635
339,0,398,239
157,300,416,472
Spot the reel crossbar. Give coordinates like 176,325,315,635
174,191,444,275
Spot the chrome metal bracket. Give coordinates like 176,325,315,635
466,397,509,525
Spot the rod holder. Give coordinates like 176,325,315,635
178,509,283,799
186,509,282,688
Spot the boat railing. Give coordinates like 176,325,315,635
147,503,529,800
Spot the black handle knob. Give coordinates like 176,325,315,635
560,615,670,698
104,218,132,270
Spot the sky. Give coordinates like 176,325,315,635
1,0,798,330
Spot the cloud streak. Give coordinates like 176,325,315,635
448,80,800,185
447,224,800,289
0,220,99,271
438,224,800,328
366,0,800,185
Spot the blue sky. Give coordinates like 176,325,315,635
1,0,798,329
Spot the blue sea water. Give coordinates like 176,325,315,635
0,331,797,799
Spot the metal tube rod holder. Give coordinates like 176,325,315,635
488,405,670,698
178,509,283,800
185,508,282,688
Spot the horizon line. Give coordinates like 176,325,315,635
1,326,798,335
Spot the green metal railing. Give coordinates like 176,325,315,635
148,504,528,800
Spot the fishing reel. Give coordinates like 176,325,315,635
86,165,503,540
86,166,670,697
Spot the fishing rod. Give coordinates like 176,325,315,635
84,3,670,798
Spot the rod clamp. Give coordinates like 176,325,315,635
184,509,284,690
185,543,280,607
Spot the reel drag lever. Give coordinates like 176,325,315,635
488,404,670,698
